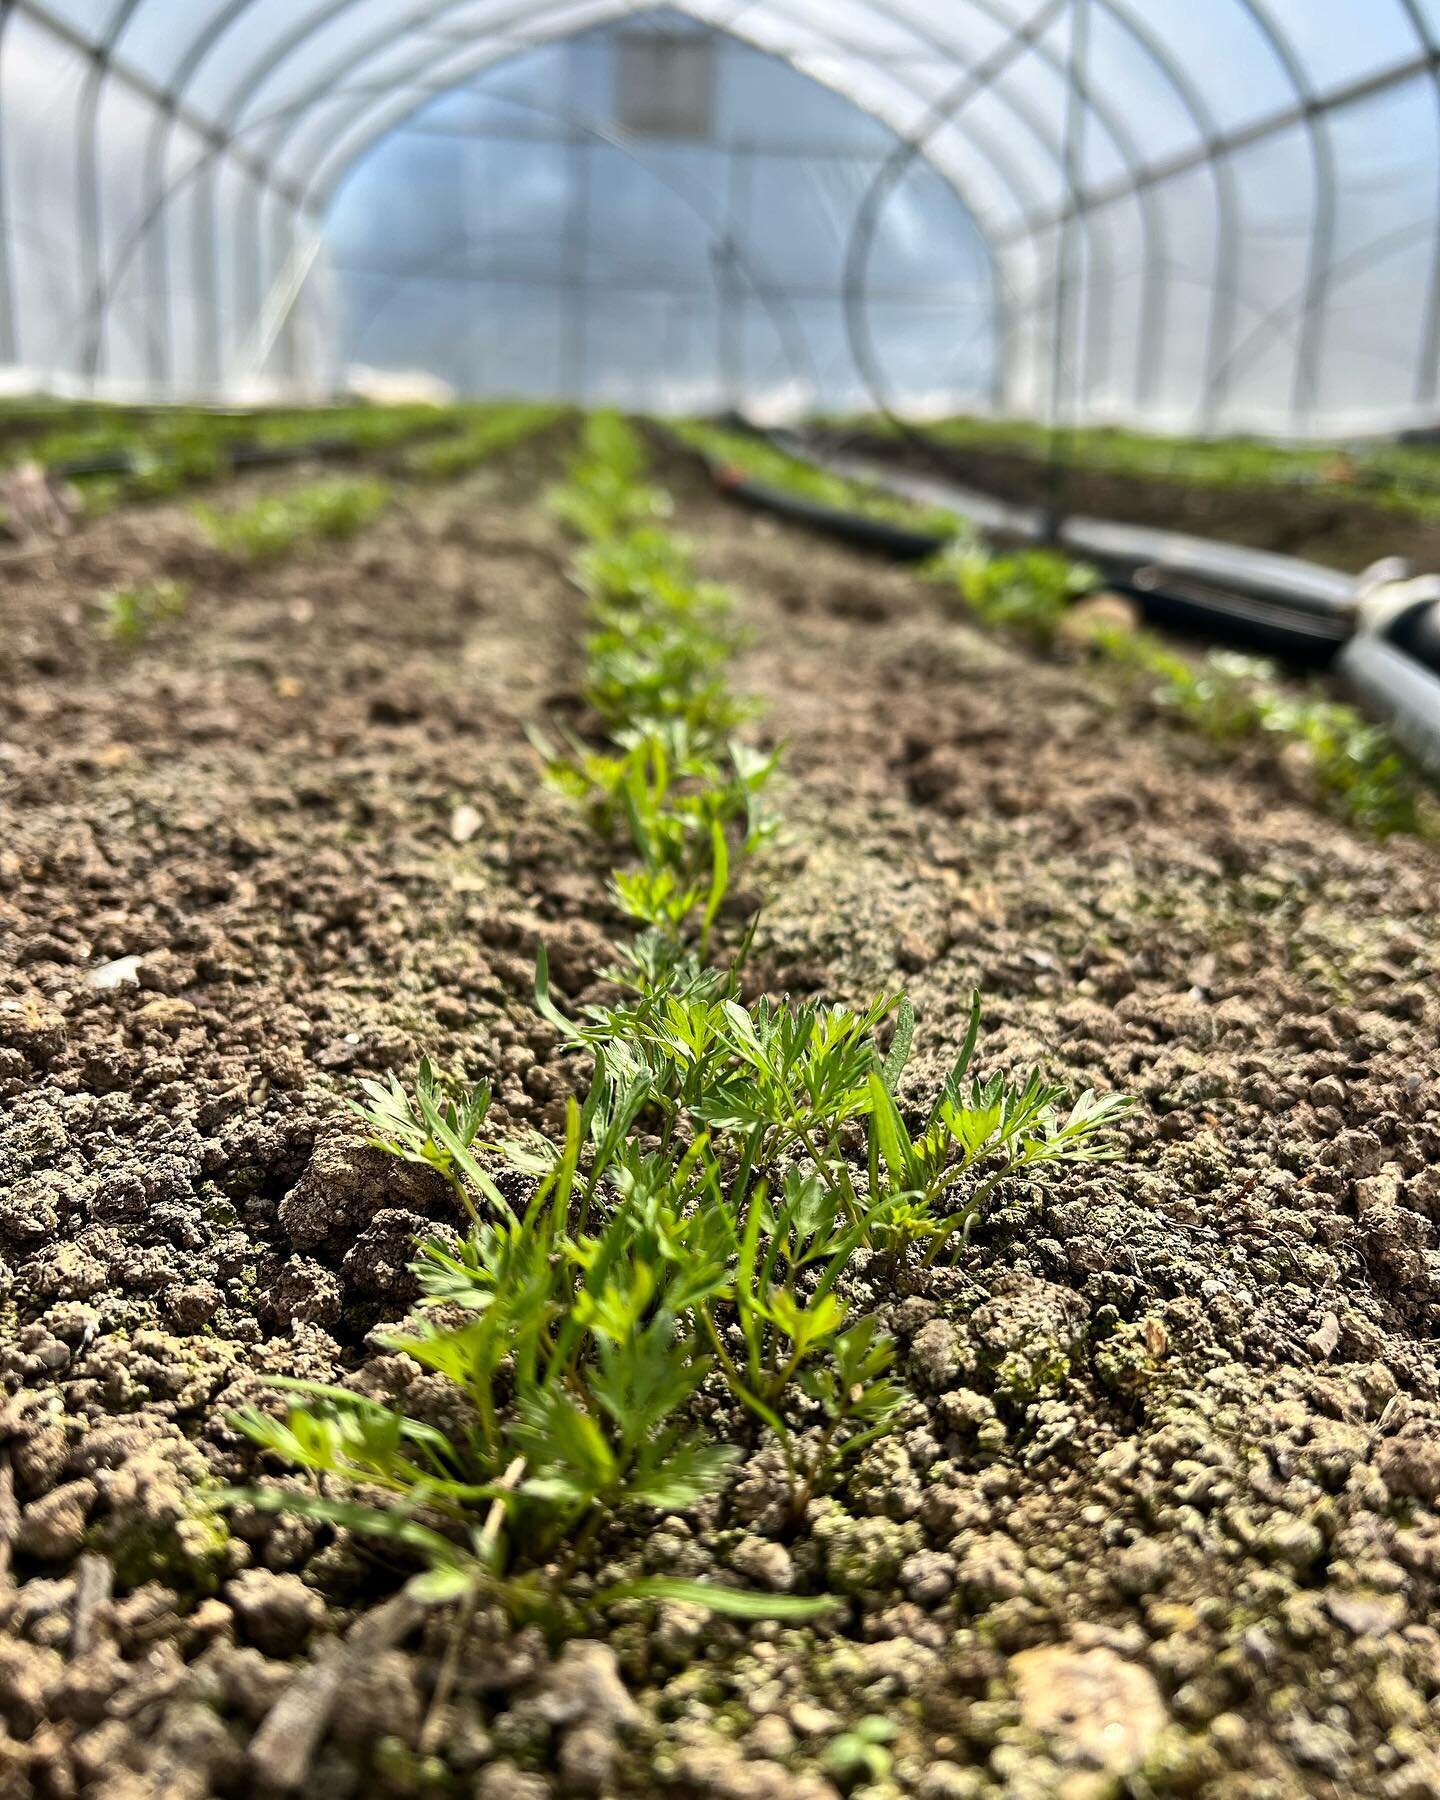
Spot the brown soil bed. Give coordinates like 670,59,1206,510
2,439,1439,1800
820,430,1440,575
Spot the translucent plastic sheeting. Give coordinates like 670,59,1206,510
0,0,1436,435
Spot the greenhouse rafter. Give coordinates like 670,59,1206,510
0,0,1438,432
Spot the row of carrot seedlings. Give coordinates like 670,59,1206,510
224,414,1132,1638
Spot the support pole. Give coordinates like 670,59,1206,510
1045,0,1089,537
0,0,16,365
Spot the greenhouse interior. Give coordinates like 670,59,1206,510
3,4,1440,1797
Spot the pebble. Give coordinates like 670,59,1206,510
1262,1517,1325,1571
86,954,143,990
1011,1644,1167,1775
730,1535,796,1593
16,1479,96,1560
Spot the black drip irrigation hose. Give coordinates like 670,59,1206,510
44,435,362,483
1116,570,1350,664
683,420,1440,788
708,463,948,563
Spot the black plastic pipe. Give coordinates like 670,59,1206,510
711,466,950,562
48,433,363,483
1112,568,1350,663
794,436,1357,625
702,440,1355,664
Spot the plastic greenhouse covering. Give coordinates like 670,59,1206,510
1,0,1438,435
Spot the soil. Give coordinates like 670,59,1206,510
2,433,1440,1800
818,430,1440,576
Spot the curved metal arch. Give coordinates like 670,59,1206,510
172,0,1148,203
1390,0,1440,407
11,0,1426,427
301,1,1047,218
679,10,1014,410
248,0,1119,419
121,0,621,384
78,0,1162,407
1219,0,1336,424
1087,0,1239,418
0,0,17,362
70,0,306,382
208,0,1041,292
135,0,291,388
816,0,1160,418
274,0,1115,410
74,0,147,380
74,59,857,402
154,0,1131,373
204,0,1165,419
835,0,1070,423
721,0,1231,416
292,13,1033,404
655,0,1146,410
297,0,1125,194
306,25,1026,407
248,0,1047,396
307,60,997,407
1205,214,1440,424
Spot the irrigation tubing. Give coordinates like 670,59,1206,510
706,424,1354,652
685,424,1440,767
1340,637,1440,780
1354,576,1440,674
708,464,949,563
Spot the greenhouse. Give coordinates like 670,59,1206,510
3,5,1440,1798
2,0,1440,430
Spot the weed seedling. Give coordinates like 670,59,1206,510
97,578,189,645
1262,693,1425,838
824,1717,899,1786
195,477,391,562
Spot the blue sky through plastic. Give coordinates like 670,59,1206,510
325,12,997,412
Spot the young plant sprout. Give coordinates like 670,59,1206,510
538,413,780,949
194,477,391,562
1091,626,1429,837
930,543,1100,645
238,971,1130,1591
96,577,190,645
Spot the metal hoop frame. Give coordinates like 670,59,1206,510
0,0,1435,431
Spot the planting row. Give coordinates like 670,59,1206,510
0,398,559,526
680,420,1436,841
226,416,1132,1632
84,412,562,648
834,410,1440,523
